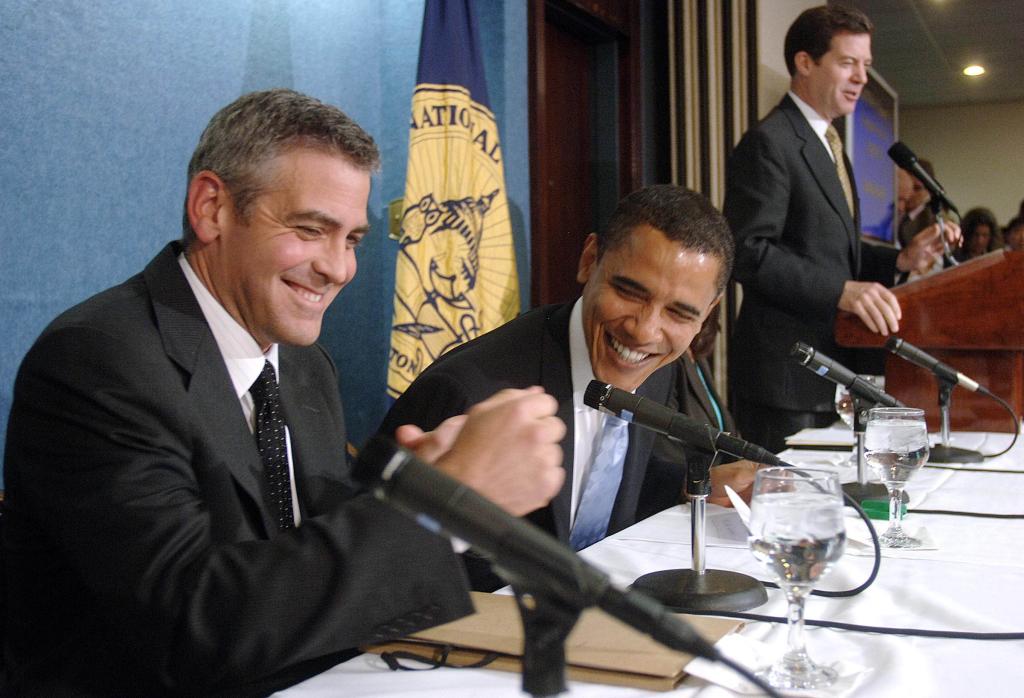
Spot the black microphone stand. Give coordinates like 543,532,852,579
842,392,892,502
507,584,582,697
930,378,984,463
631,452,767,612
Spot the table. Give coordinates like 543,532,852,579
278,429,1024,696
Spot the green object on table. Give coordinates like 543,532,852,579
860,498,907,520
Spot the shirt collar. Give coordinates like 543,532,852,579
178,253,279,399
788,90,835,161
568,298,597,414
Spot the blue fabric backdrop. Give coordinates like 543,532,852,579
0,0,531,480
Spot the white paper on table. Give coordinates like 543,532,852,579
704,507,752,547
785,425,854,447
724,485,752,533
844,512,937,555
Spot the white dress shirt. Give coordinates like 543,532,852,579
789,90,836,162
178,253,302,526
567,298,620,529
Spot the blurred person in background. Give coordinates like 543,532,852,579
956,207,1002,261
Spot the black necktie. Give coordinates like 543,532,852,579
250,360,295,530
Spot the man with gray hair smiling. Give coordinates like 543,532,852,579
3,88,565,695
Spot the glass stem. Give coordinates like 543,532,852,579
889,486,905,534
784,585,810,662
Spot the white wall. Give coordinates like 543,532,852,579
901,100,1024,225
757,0,817,117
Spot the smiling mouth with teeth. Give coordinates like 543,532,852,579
287,281,324,304
608,335,651,364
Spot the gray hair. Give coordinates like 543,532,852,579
182,88,380,245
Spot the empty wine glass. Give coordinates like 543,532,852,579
864,407,929,548
834,384,856,429
834,384,856,465
748,467,846,690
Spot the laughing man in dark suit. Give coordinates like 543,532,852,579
382,185,744,588
2,89,565,696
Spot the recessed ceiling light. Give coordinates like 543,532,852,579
963,65,986,77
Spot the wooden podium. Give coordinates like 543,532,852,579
835,249,1024,432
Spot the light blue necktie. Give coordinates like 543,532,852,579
570,415,629,551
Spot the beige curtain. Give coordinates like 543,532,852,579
668,0,756,408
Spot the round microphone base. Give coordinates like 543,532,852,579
842,481,907,503
630,569,767,613
929,444,984,463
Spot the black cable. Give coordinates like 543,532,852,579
682,609,1024,641
810,495,880,598
910,509,1024,519
977,387,1020,459
925,464,1024,474
757,473,882,599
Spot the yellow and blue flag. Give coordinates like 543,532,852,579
387,0,520,399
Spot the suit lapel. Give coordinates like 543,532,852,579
609,362,676,532
780,97,858,258
143,244,275,537
278,348,348,519
686,358,719,429
539,303,576,542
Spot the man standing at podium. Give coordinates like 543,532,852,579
724,4,956,452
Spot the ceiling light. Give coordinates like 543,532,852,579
963,65,985,77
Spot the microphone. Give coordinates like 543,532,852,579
791,342,904,407
886,337,983,393
584,380,783,466
888,141,959,215
352,434,720,661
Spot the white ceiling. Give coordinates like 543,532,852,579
841,0,1024,107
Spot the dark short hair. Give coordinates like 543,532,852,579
596,184,735,292
784,4,873,76
182,88,380,246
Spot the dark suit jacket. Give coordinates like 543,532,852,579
724,95,900,413
2,243,471,696
380,303,679,580
898,206,936,249
640,356,737,520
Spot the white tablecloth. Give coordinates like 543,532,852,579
278,430,1024,697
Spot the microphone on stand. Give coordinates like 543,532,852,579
888,141,959,216
885,337,985,463
584,381,783,465
790,342,899,502
352,437,718,637
889,141,959,265
791,342,903,407
353,434,783,698
585,381,768,613
886,338,984,394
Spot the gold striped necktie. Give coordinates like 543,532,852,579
825,124,855,216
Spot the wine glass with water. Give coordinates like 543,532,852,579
864,407,930,548
748,467,846,690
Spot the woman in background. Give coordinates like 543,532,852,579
956,207,1002,261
